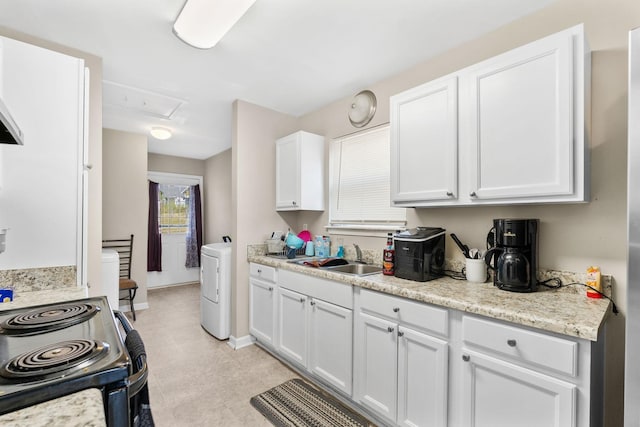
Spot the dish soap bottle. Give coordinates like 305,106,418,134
383,232,395,276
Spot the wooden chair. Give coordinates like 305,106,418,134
102,234,139,320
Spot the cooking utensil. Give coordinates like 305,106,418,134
450,233,470,258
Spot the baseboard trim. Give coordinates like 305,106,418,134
228,334,255,350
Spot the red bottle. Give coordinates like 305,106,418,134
383,233,395,276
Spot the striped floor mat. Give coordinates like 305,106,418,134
250,379,375,427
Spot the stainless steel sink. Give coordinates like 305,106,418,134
323,263,382,276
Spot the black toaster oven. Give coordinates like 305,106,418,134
394,227,446,282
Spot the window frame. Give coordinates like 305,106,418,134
327,125,406,237
147,171,203,236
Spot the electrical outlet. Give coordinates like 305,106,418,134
303,223,308,230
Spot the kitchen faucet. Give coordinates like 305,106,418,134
353,244,365,264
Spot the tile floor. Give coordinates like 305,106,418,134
132,283,298,427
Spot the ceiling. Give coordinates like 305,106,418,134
0,0,554,160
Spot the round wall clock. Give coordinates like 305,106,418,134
348,90,377,128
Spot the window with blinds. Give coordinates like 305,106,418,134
329,125,406,229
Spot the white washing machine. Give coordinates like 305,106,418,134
200,242,232,339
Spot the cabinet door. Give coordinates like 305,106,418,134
275,133,301,209
278,287,308,367
308,298,353,396
397,326,449,427
391,75,458,204
461,350,577,427
353,312,398,424
463,29,575,201
249,277,276,347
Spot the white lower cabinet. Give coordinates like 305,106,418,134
309,298,353,395
278,287,308,366
354,289,449,426
249,264,277,348
460,350,576,427
277,269,354,396
251,267,602,427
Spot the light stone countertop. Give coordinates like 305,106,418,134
0,286,88,312
0,388,106,427
248,254,612,341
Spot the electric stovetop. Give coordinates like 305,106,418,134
0,296,131,415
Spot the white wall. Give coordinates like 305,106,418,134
102,129,148,305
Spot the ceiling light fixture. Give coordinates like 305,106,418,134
173,0,257,49
150,127,172,140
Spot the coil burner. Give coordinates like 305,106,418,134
0,339,109,380
0,303,99,335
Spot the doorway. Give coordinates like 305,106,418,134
147,171,203,288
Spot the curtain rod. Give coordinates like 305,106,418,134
332,121,390,140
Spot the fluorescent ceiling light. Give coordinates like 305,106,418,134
150,127,172,140
173,0,257,49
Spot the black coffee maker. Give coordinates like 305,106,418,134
484,219,539,292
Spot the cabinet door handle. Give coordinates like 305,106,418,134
398,331,404,337
507,339,517,347
446,191,453,197
299,297,305,303
462,354,470,362
387,326,395,333
469,191,477,198
292,201,297,206
310,300,316,306
268,286,273,291
257,269,262,273
393,307,400,313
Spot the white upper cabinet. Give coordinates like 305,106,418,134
275,131,325,211
391,24,590,207
390,75,458,204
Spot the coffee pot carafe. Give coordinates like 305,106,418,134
484,219,539,292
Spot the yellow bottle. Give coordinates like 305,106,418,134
586,266,602,299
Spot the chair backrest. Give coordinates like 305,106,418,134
102,234,134,280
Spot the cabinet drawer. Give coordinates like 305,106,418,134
250,263,277,282
358,289,448,337
279,269,352,309
462,315,578,377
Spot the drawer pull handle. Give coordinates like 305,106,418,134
393,307,400,313
446,191,453,197
462,354,470,362
300,297,305,303
257,269,262,273
387,326,395,333
507,339,517,347
398,331,404,337
268,286,273,291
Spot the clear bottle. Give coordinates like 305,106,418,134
383,232,395,276
314,235,324,257
323,236,331,257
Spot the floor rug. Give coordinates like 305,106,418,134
250,379,375,427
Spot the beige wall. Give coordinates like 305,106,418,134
232,101,297,338
232,0,639,424
0,26,103,297
148,153,206,177
204,149,233,244
103,129,149,305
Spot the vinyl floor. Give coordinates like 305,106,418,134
132,283,298,427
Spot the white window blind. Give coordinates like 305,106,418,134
329,126,406,226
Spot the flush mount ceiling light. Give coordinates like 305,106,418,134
150,127,172,140
173,0,257,49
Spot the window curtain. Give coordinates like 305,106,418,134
185,184,203,268
147,180,162,272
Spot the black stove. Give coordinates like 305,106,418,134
0,296,147,426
